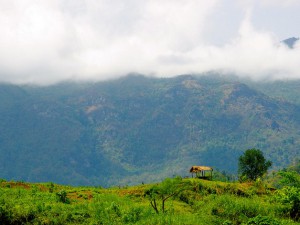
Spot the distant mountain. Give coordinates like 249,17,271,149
245,79,300,106
0,75,299,186
282,37,299,48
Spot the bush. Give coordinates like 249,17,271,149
56,190,70,204
275,186,300,221
210,195,272,224
246,215,280,225
278,171,300,188
0,200,37,225
48,182,55,193
123,207,143,223
0,204,11,224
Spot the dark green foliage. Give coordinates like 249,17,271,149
0,197,36,224
0,203,11,225
0,75,300,186
238,149,272,181
275,171,300,221
56,190,70,204
275,186,300,221
48,182,55,193
123,207,143,223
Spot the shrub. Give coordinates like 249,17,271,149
48,182,55,193
278,171,300,188
275,186,300,221
0,204,11,224
210,195,271,224
246,215,280,225
56,190,70,204
123,207,143,223
110,201,122,217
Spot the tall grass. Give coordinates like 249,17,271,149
0,179,299,224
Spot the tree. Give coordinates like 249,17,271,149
238,148,272,181
144,177,186,214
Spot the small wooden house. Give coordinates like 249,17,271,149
189,166,213,180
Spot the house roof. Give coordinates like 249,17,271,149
189,166,213,173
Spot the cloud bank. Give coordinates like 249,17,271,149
0,0,299,84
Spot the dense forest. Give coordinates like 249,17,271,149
0,74,299,186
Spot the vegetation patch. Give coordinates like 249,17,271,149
0,162,299,224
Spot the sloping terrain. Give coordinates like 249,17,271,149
0,174,299,225
0,75,299,186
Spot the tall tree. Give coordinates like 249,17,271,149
238,148,272,181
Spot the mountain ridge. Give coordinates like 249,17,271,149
0,74,299,186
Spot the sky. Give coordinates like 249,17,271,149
0,0,300,85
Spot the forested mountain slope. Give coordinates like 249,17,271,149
0,75,299,186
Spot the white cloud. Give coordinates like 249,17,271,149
0,0,299,84
237,0,300,7
184,13,300,80
259,0,300,7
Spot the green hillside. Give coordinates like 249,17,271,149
0,170,299,224
0,75,299,186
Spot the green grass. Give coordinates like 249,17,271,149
0,178,299,225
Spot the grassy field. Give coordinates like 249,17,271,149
0,175,299,225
